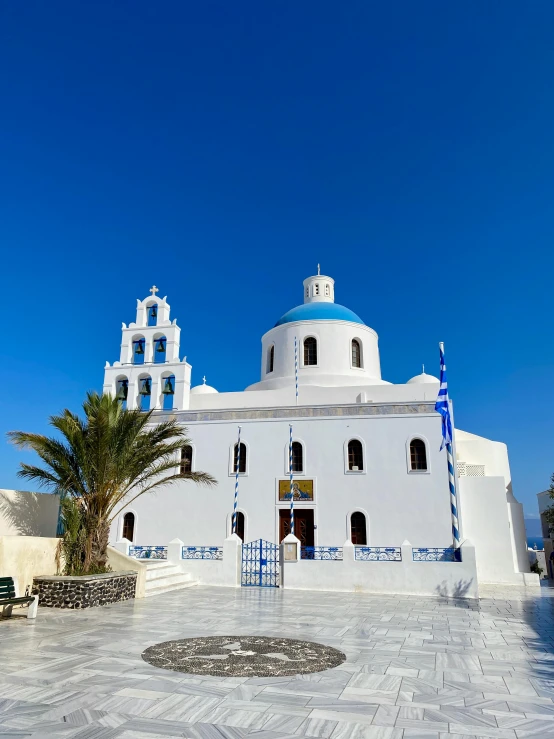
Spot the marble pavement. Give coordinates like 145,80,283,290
1,583,554,738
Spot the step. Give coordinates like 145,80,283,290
145,564,183,581
146,572,195,589
145,579,198,597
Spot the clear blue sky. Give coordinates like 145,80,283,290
1,1,553,519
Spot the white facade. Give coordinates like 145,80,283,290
104,273,534,589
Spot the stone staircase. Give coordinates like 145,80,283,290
144,561,198,597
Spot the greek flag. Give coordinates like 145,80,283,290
435,342,453,451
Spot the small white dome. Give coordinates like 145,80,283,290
407,371,439,385
190,376,219,395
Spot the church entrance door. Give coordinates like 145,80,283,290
279,509,314,548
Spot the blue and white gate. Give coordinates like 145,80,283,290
241,539,279,587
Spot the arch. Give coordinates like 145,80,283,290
137,375,152,411
351,339,362,368
291,441,303,473
154,334,167,364
180,444,193,474
347,438,364,471
303,336,318,366
122,512,135,542
350,511,367,545
267,344,275,374
409,437,428,471
146,302,158,327
115,375,129,410
235,511,245,541
234,442,247,474
132,335,145,365
161,373,175,411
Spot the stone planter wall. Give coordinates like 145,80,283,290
32,571,137,609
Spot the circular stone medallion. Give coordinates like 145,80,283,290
141,635,346,677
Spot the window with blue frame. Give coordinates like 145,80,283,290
138,377,152,410
154,336,167,363
147,303,158,327
133,338,145,364
162,375,175,411
116,378,129,409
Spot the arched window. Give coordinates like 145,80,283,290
352,339,361,368
348,439,364,471
122,512,135,542
154,336,167,364
325,284,330,296
304,337,318,366
138,376,152,411
180,445,192,474
350,512,367,545
235,512,245,541
162,374,175,411
410,439,428,471
234,442,246,474
133,338,145,365
291,441,303,473
314,283,320,295
115,378,129,410
267,345,275,374
147,304,158,327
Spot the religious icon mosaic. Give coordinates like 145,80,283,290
278,479,313,501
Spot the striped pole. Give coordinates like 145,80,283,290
447,441,459,547
289,424,294,536
294,337,298,406
232,425,241,535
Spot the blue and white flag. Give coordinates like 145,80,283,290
435,342,453,451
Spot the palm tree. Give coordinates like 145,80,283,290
8,392,216,574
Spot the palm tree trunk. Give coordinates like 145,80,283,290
83,516,111,572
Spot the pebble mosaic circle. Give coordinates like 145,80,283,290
141,635,346,677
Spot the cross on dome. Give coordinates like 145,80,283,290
202,376,207,384
317,263,320,276
150,285,159,295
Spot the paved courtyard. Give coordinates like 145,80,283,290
1,585,554,739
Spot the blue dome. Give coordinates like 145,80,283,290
275,302,365,327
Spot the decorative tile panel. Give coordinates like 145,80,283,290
128,545,167,560
182,546,223,560
412,547,461,562
301,547,343,560
355,547,402,561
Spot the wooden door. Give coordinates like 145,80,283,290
279,509,314,547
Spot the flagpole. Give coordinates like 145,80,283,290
436,342,460,550
294,336,299,406
289,424,294,536
232,425,241,535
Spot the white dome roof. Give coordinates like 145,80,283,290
407,371,439,385
190,377,219,395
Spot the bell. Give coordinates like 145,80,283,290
139,379,151,396
150,306,157,318
162,378,174,395
116,382,128,401
135,341,144,355
156,340,165,353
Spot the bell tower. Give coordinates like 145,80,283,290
103,286,191,412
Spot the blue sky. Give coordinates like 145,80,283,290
1,1,553,518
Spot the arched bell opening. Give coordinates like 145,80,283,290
115,376,129,410
132,336,146,365
154,334,167,364
161,374,176,411
138,375,152,411
147,302,158,327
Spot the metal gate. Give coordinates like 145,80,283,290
241,539,279,587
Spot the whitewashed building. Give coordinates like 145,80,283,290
104,272,533,590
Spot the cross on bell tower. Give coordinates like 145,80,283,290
150,285,159,296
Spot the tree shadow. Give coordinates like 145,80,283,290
0,490,58,536
435,578,475,599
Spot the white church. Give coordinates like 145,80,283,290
104,270,532,588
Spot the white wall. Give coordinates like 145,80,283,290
0,490,59,537
0,536,59,594
110,408,454,550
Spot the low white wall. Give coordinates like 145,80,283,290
0,535,59,594
0,490,59,537
107,545,147,598
281,542,479,599
179,559,226,586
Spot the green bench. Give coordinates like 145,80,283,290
0,577,38,619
